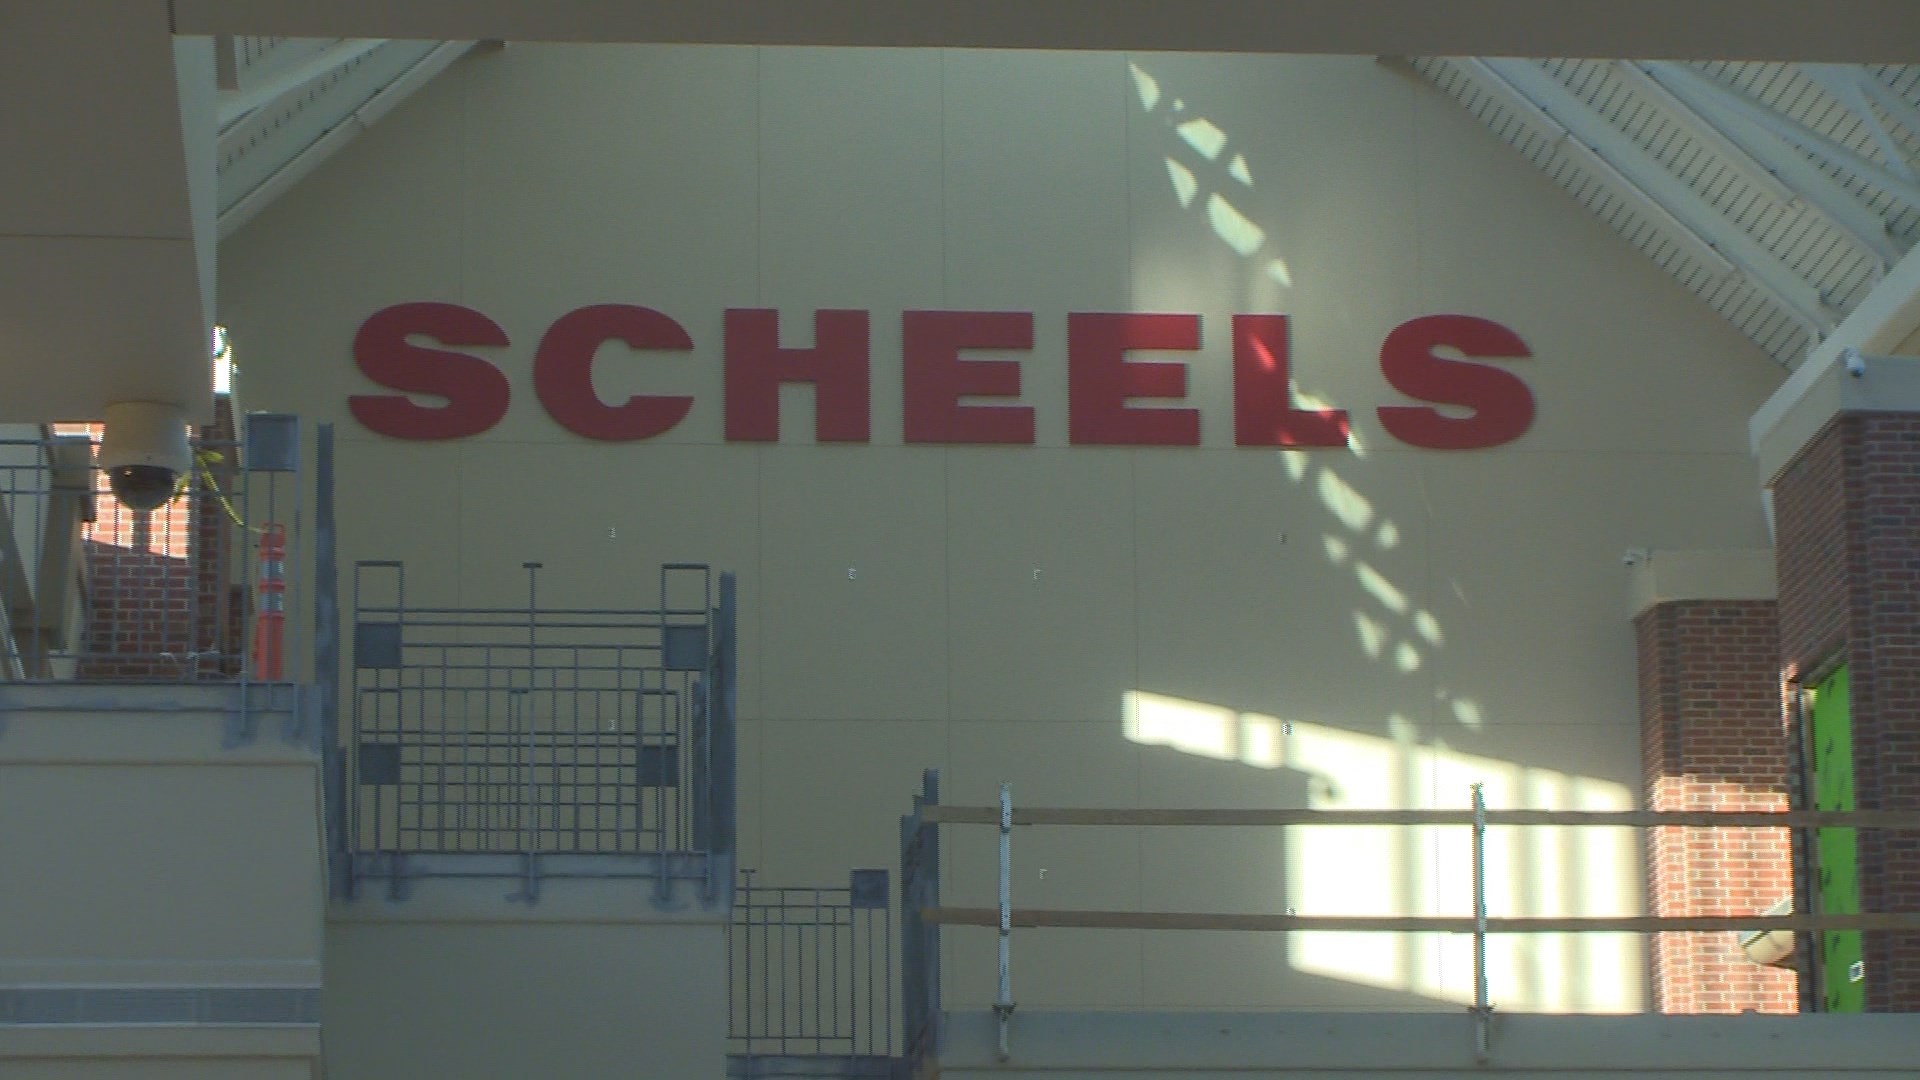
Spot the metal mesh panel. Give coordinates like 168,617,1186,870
729,869,897,1065
348,560,717,859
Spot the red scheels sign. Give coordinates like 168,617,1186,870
348,303,1536,450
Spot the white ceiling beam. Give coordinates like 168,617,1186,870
170,0,1920,62
218,41,476,240
1475,59,1840,344
1617,61,1901,268
1852,70,1920,144
1801,64,1918,183
1608,61,1801,207
1646,62,1920,210
217,37,388,128
1447,60,1734,282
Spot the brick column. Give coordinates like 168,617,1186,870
1772,411,1920,1011
1636,582,1798,1013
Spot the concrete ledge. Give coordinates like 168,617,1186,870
1750,241,1920,484
938,1010,1920,1073
0,682,302,714
330,862,731,925
0,709,318,764
1750,353,1920,484
1626,549,1776,620
0,1022,319,1059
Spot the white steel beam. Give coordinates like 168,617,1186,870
1852,70,1920,146
217,37,388,127
1473,59,1840,342
169,0,1920,63
217,41,477,240
1801,64,1919,183
1449,60,1734,280
1646,62,1920,210
1616,61,1900,267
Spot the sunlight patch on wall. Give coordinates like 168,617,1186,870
1177,118,1229,160
1129,63,1162,110
1205,194,1266,256
1164,158,1199,208
1124,690,1286,769
1355,562,1408,614
1121,691,1641,1012
1316,469,1374,532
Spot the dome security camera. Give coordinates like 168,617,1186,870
98,402,191,512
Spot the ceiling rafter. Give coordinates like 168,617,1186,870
1801,64,1918,182
216,38,385,127
1645,62,1920,210
1611,61,1899,268
1472,58,1840,345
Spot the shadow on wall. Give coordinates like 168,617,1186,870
1113,63,1641,1013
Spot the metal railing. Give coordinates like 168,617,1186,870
729,869,898,1078
910,781,1920,1063
898,771,942,1074
0,417,302,683
339,554,737,902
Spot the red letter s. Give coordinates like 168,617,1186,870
349,303,511,440
1376,315,1533,450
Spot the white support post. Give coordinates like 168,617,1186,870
995,781,1015,1061
1471,782,1492,1063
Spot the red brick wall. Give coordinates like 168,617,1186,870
1637,599,1798,1013
1774,412,1920,1011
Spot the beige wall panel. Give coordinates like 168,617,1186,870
1132,450,1434,737
735,716,768,870
1420,452,1767,745
945,449,1137,722
219,65,467,426
750,719,947,883
1139,931,1457,1011
0,764,321,983
456,45,759,446
757,446,948,720
449,440,758,606
325,921,724,1080
944,924,1147,1010
757,49,944,446
1405,86,1782,456
332,439,467,606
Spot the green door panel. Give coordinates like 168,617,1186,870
1809,665,1864,1013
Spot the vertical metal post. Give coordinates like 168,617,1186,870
995,781,1015,1062
313,424,347,897
520,561,541,902
1470,782,1491,1063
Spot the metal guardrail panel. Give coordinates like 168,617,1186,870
730,869,898,1066
0,423,303,684
339,558,736,899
